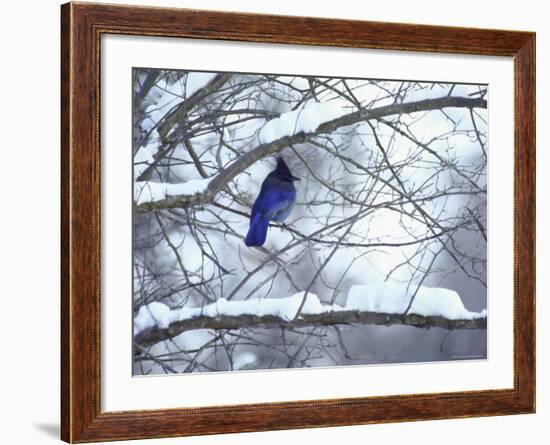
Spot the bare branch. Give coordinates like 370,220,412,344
137,73,233,181
135,309,487,349
136,95,486,212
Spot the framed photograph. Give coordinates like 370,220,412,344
61,2,535,442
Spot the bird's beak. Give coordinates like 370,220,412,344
291,175,301,182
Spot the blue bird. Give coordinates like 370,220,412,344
245,158,300,247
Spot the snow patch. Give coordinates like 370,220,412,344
133,130,160,177
199,293,337,321
234,352,258,370
139,85,163,109
259,100,352,144
134,285,486,335
134,145,156,177
134,302,173,333
133,292,339,334
347,283,485,320
186,72,217,97
134,178,212,206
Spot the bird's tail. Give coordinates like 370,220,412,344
245,213,269,247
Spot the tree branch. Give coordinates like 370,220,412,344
134,310,487,349
136,95,487,212
137,73,233,182
158,72,233,142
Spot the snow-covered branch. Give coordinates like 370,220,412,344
134,285,487,348
135,95,486,212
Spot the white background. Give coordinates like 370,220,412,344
0,0,546,444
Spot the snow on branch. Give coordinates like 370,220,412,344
134,285,487,348
259,100,353,144
135,95,487,212
134,177,212,206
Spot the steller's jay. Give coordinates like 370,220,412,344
245,157,300,247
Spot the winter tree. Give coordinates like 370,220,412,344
132,69,487,374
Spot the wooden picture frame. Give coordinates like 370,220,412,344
61,2,536,442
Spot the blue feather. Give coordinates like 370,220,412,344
245,158,299,247
245,213,270,247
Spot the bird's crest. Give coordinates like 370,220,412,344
275,157,292,176
274,157,300,181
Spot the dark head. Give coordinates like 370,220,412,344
272,157,300,182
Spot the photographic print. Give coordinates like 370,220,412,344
132,68,488,375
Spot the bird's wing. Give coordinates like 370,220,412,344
252,188,295,220
265,196,294,221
